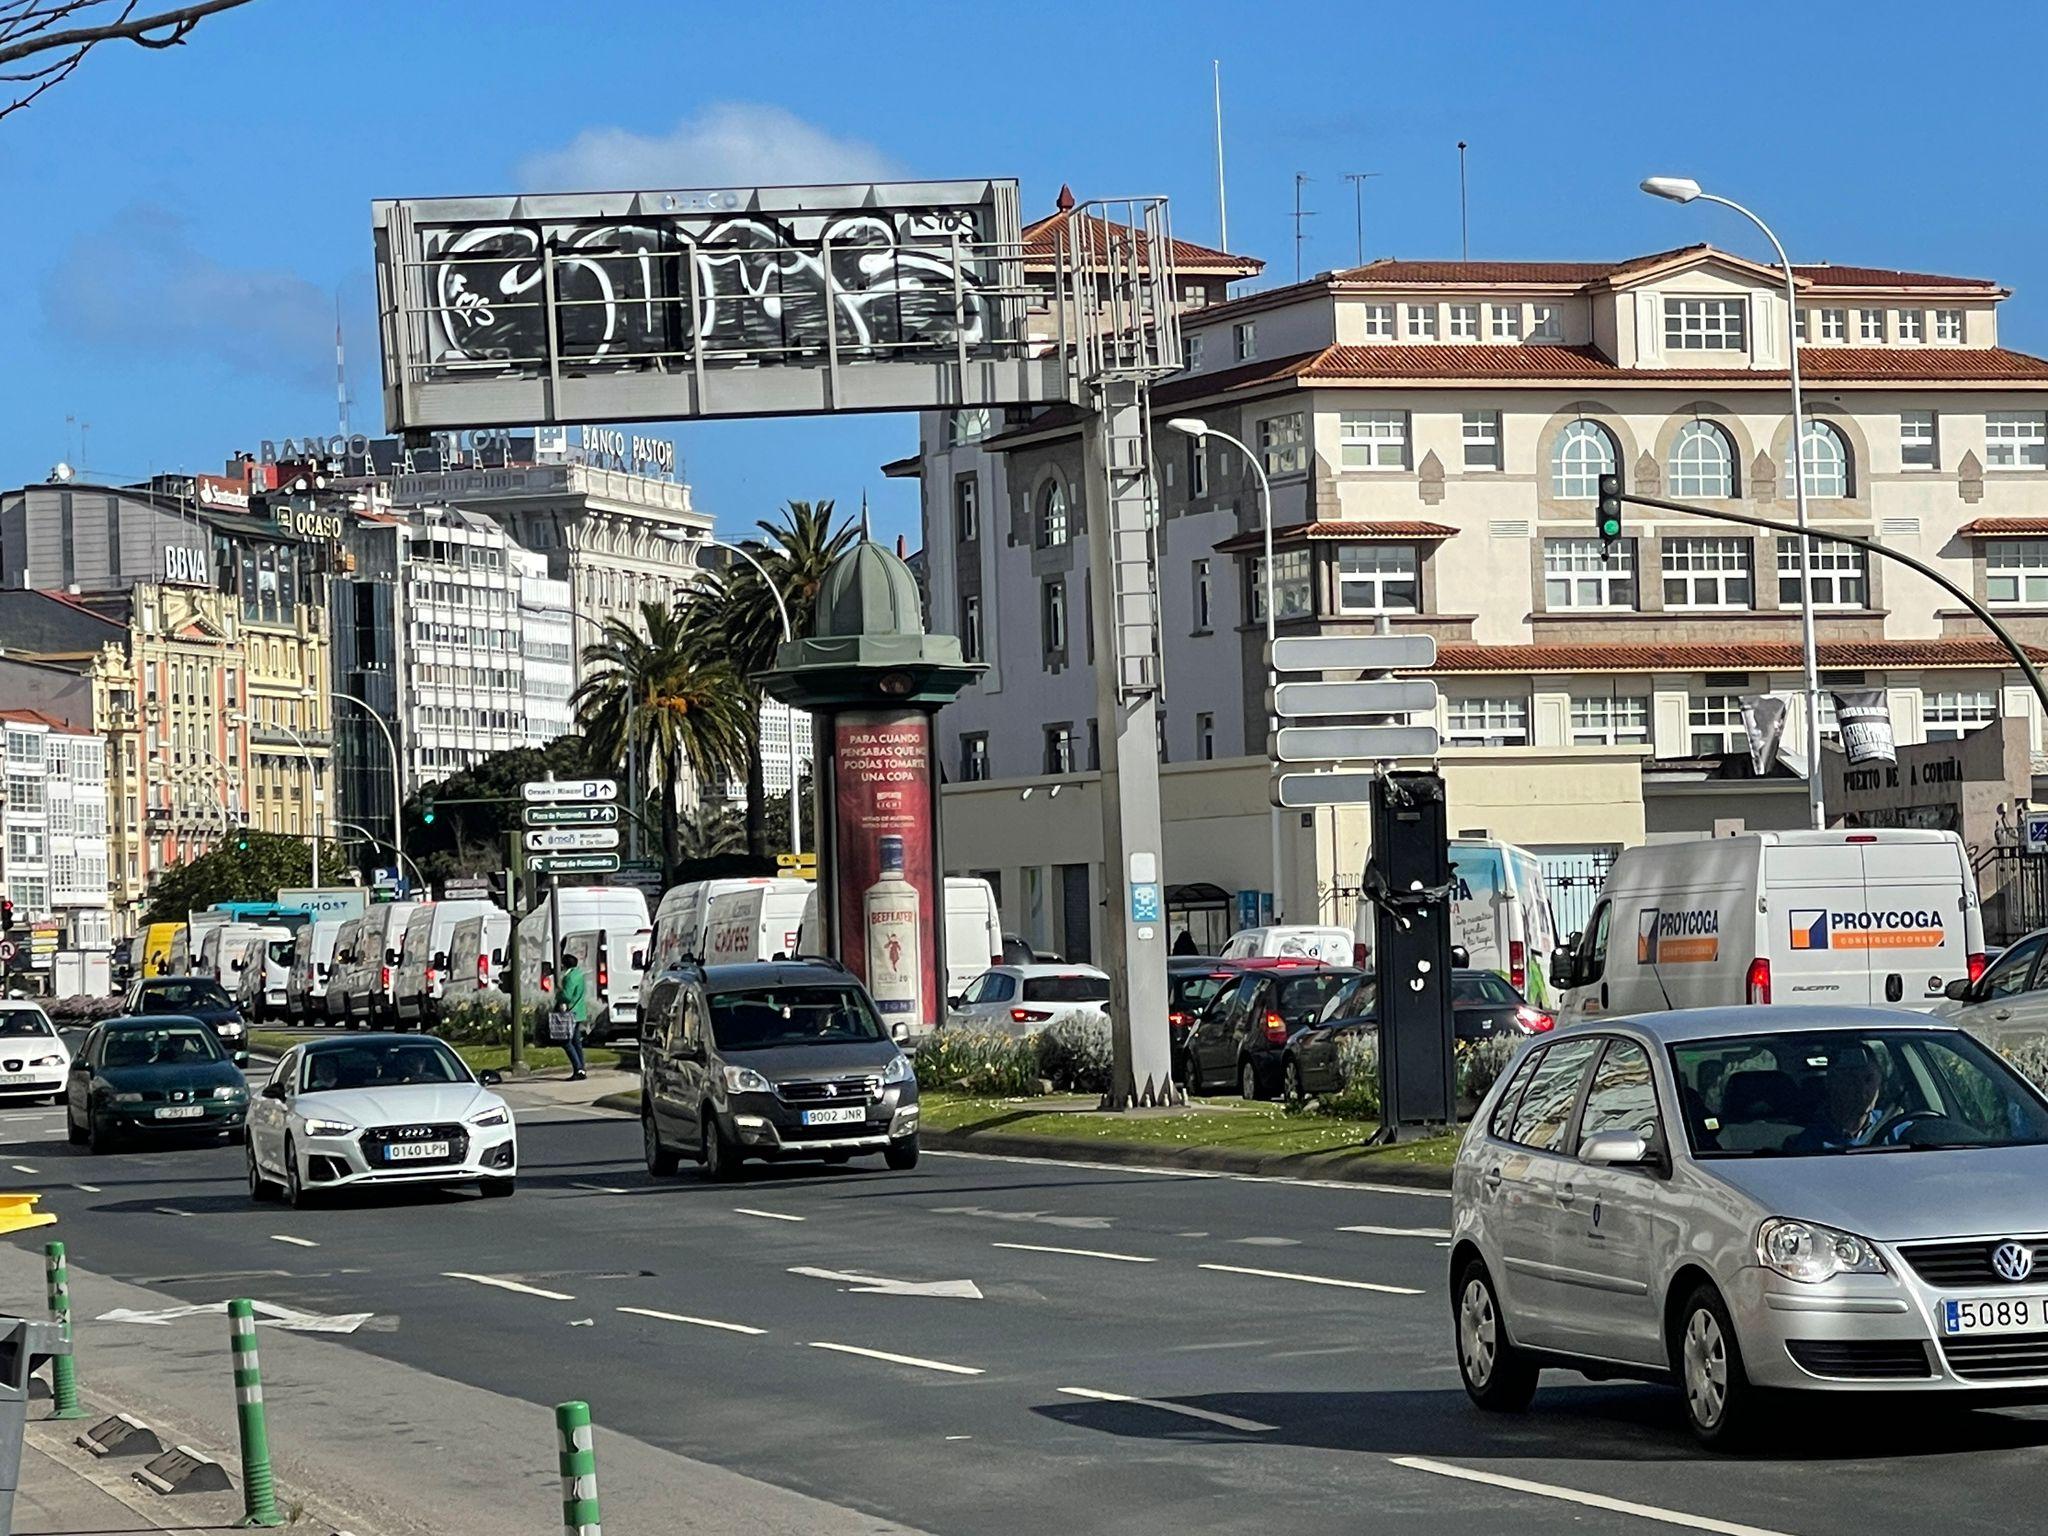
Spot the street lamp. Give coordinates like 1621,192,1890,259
332,690,407,891
660,529,804,857
1166,415,1285,920
1641,175,1827,831
272,723,324,893
332,821,427,893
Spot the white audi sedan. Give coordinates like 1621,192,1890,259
0,1001,71,1102
246,1034,516,1207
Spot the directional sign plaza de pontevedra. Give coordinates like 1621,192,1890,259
519,779,622,875
1267,634,1442,808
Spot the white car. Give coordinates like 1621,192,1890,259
246,1033,516,1207
947,964,1111,1036
0,1002,71,1102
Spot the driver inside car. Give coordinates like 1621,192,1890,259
1788,1041,1890,1151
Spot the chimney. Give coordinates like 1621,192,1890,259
895,534,908,558
1055,183,1076,213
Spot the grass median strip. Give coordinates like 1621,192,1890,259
1199,1262,1423,1296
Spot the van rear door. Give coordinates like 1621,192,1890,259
1854,838,1974,1008
1765,842,1871,1005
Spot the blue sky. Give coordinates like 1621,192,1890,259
3,0,2044,548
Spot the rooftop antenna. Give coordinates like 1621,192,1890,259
1342,172,1382,267
1292,173,1316,284
1212,60,1229,253
1457,141,1470,261
860,489,872,542
335,292,351,440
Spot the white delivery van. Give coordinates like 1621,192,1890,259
562,924,652,1043
516,886,653,1002
235,927,295,1022
1219,925,1354,965
702,879,813,965
448,911,514,1005
286,918,343,1022
395,899,505,1027
1555,829,1984,1024
943,877,1004,1001
1448,838,1562,1007
203,923,273,987
328,902,422,1027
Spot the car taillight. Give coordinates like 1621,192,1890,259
1968,951,1988,984
598,964,609,992
1168,1010,1190,1029
1263,1010,1288,1044
477,954,489,989
1514,1005,1555,1033
1509,939,1526,993
1353,941,1369,967
380,964,391,988
1746,957,1771,1005
1010,1007,1051,1023
425,966,438,988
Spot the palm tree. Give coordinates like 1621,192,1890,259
574,600,751,883
685,499,859,857
676,804,746,860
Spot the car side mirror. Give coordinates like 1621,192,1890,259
1580,1129,1650,1167
1449,945,1470,968
947,993,964,1008
1550,947,1579,990
261,1081,288,1100
631,950,647,970
434,952,449,970
477,1069,504,1088
231,959,245,972
234,1051,250,1068
386,948,402,965
1944,976,1976,1002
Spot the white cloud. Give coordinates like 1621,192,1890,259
518,102,906,193
41,206,358,388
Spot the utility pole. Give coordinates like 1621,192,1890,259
1457,141,1470,260
1292,173,1315,283
1342,172,1381,267
1212,59,1229,253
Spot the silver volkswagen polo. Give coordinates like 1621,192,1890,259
1450,1005,2048,1446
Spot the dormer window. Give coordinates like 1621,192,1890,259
1362,303,1395,339
1897,309,1925,343
1490,305,1521,341
1528,304,1562,342
1407,305,1438,340
1664,297,1746,351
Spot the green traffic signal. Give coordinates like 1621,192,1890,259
421,792,436,825
1596,472,1624,545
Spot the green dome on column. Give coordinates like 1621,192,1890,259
761,536,983,710
814,539,926,641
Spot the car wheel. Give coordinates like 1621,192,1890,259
248,1139,277,1201
480,1177,515,1199
65,1100,85,1144
884,1134,920,1171
642,1100,680,1177
1455,1258,1538,1411
1182,1053,1203,1095
284,1137,314,1209
1284,1059,1307,1104
1239,1058,1265,1102
1676,1282,1761,1449
699,1111,743,1182
87,1103,116,1156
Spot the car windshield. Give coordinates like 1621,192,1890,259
1170,972,1235,1013
0,1010,54,1038
142,980,231,1008
1273,972,1353,1022
1670,1028,2048,1158
1453,972,1520,1007
299,1040,469,1092
102,1025,224,1068
707,986,886,1050
1022,974,1110,1003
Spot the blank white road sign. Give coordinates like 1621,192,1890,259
1272,724,1441,763
1271,680,1440,718
1269,635,1437,674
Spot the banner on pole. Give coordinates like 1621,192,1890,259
1741,695,1790,777
1830,689,1897,766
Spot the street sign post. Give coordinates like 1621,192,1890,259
523,804,621,827
520,779,619,805
2028,814,2048,856
1273,773,1382,808
523,828,621,853
1270,680,1440,718
1273,725,1442,763
1270,634,1437,673
529,853,623,875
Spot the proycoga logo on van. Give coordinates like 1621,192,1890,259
1637,907,1720,964
1790,909,1946,950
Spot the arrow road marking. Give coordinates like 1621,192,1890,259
991,1242,1156,1264
442,1271,575,1301
1057,1387,1275,1434
1199,1262,1423,1296
806,1341,983,1376
1390,1458,1794,1536
789,1266,983,1300
96,1300,372,1333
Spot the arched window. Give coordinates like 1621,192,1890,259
1788,419,1851,499
1550,419,1618,499
1038,480,1070,548
1668,420,1736,499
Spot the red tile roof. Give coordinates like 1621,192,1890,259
0,707,91,733
1326,248,1997,292
1214,520,1458,554
1021,208,1262,278
1793,263,1999,291
1431,639,2048,673
1957,519,2048,537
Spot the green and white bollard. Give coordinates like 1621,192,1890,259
556,1400,601,1536
227,1298,283,1527
41,1241,85,1420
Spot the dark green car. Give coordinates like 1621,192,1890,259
65,1014,249,1154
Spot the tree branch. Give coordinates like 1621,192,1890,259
0,0,251,69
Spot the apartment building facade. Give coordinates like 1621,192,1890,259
0,709,112,952
914,240,2048,953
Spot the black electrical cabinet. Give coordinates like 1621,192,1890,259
1366,771,1456,1131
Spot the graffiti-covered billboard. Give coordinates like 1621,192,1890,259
372,179,1061,430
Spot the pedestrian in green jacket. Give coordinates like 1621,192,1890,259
558,954,590,1081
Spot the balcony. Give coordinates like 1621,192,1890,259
251,725,333,750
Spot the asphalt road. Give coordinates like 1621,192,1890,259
6,1073,2048,1536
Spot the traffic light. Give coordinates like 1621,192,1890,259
1,897,13,933
421,789,436,826
1596,473,1624,549
235,829,250,852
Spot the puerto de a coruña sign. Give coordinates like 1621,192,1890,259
371,179,1058,430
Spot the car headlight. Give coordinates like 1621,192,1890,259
29,1055,63,1068
111,1091,144,1104
217,1020,244,1034
882,1052,913,1085
721,1065,773,1094
1757,1218,1887,1283
303,1118,357,1138
469,1105,510,1128
213,1086,246,1101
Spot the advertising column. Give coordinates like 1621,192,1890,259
832,709,938,1035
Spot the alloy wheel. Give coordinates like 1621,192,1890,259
1683,1307,1729,1430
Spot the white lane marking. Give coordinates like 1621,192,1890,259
270,1235,319,1248
1390,1458,1794,1536
153,1206,191,1219
933,1204,1111,1230
1056,1386,1275,1434
733,1207,805,1223
11,1164,36,1173
790,1265,984,1300
1199,1262,1423,1296
1338,1224,1454,1239
806,1341,983,1376
1233,1236,1301,1247
72,1184,100,1193
618,1306,766,1336
992,1241,1157,1264
442,1271,575,1301
98,1300,372,1332
570,1182,629,1195
924,1148,1452,1198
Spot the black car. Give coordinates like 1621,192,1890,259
65,1014,248,1154
1183,962,1358,1099
1167,957,1242,1077
640,959,920,1180
1281,969,1553,1100
125,976,248,1065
